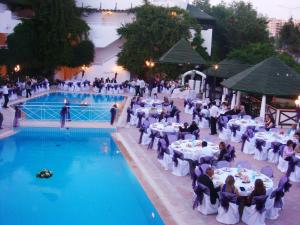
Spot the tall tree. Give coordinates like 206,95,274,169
117,3,203,79
279,18,300,58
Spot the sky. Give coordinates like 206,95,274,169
208,0,300,20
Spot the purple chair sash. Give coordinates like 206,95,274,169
286,156,300,177
157,139,168,159
270,188,284,209
199,156,214,165
252,195,268,214
224,145,236,162
255,139,266,152
175,111,180,123
138,123,149,144
278,175,292,192
218,116,228,132
230,124,240,137
219,192,238,212
136,112,145,128
148,131,159,149
270,142,282,154
193,183,210,209
172,150,184,167
126,108,133,123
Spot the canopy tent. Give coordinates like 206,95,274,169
159,38,206,65
206,58,251,79
221,56,300,118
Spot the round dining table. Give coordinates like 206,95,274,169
169,139,219,161
149,122,183,135
135,107,163,117
254,131,296,149
213,167,274,196
141,98,162,106
228,118,264,133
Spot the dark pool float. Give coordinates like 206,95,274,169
36,169,53,179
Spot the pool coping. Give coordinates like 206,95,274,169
112,132,181,225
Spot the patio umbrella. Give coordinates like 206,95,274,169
221,56,300,118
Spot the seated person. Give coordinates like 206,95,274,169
247,179,266,205
197,167,221,204
217,142,228,161
200,141,214,157
188,121,199,133
179,122,189,133
220,102,230,115
264,114,275,131
221,175,239,196
283,140,295,159
163,96,169,106
193,104,202,118
200,105,210,118
153,93,158,100
168,106,178,118
224,106,240,116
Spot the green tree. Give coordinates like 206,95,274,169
4,0,94,79
227,42,276,64
117,3,203,79
279,18,300,58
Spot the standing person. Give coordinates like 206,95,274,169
209,101,219,135
140,79,145,97
2,83,9,108
135,78,141,96
25,78,32,98
65,99,71,121
13,105,21,128
0,92,3,129
110,104,118,125
60,105,67,128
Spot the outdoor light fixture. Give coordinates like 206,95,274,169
214,64,219,70
170,11,177,17
81,65,87,71
295,96,300,107
14,64,20,73
145,59,155,68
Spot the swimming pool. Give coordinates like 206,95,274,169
21,92,125,121
0,128,164,225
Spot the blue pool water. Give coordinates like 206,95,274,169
22,92,125,121
0,128,164,225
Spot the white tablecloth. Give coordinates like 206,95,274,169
141,98,162,106
213,167,274,196
171,89,196,99
228,118,264,133
150,122,182,134
135,107,162,117
169,139,219,160
254,131,297,149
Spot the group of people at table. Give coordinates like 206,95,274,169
127,93,300,224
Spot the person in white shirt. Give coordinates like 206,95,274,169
209,101,219,135
135,79,141,96
139,79,145,97
2,84,9,108
0,92,3,129
200,105,210,118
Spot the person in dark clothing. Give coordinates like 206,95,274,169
246,179,266,205
179,122,189,132
25,80,32,98
110,104,117,125
197,167,220,204
188,121,199,133
217,141,228,161
169,106,178,117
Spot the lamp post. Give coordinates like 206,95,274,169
145,59,155,77
81,65,87,78
295,96,300,128
14,64,20,82
212,64,218,101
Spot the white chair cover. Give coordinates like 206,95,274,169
219,128,231,141
267,150,279,164
254,147,268,161
265,197,281,220
230,132,242,143
216,202,239,224
289,165,300,182
199,118,209,129
159,154,173,171
184,105,194,114
141,130,151,145
172,158,189,176
277,156,288,173
243,138,255,154
196,194,219,215
242,205,266,225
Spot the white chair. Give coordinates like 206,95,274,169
219,127,231,141
267,149,280,164
159,153,173,171
265,196,281,220
277,156,288,173
141,129,151,145
289,164,300,182
196,194,219,215
172,151,189,176
254,140,268,161
199,118,209,129
216,194,239,224
242,204,267,225
243,138,255,154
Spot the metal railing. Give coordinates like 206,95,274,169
20,104,112,121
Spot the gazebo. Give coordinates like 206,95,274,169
159,38,207,96
221,56,300,118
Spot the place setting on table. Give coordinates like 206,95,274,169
150,122,183,134
212,167,274,196
141,98,162,106
228,117,264,133
135,106,163,117
169,139,219,161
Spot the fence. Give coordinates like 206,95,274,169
20,103,113,122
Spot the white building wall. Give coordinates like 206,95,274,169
0,4,20,34
201,29,212,56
